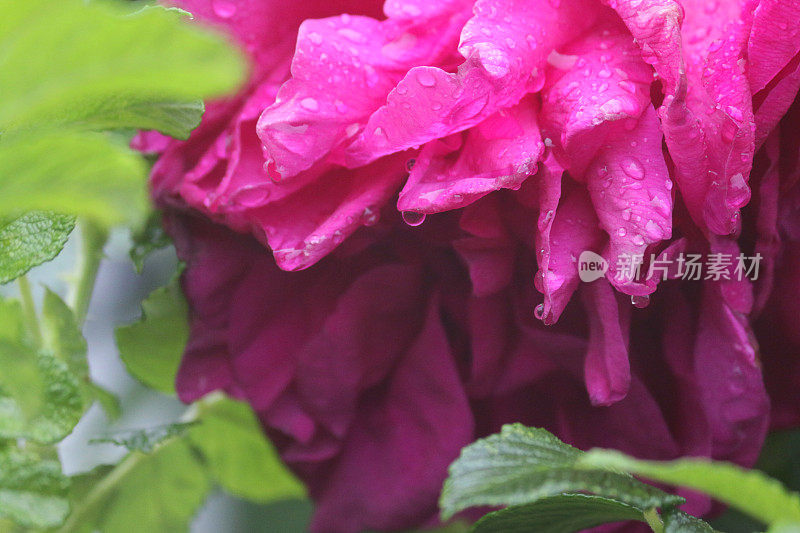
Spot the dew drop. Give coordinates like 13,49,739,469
300,97,319,112
402,211,427,226
416,70,437,87
362,207,380,226
212,0,237,18
620,157,645,180
308,32,323,45
632,234,645,246
617,227,627,237
631,294,650,308
405,158,416,172
534,303,546,320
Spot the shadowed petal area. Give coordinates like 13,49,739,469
582,279,631,406
309,299,474,533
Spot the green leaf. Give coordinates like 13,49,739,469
41,289,88,376
188,393,306,502
471,494,647,533
63,439,211,533
579,449,800,527
440,424,683,521
0,131,147,227
0,0,245,134
130,211,172,274
0,212,75,284
661,508,717,533
115,278,188,394
0,447,70,529
90,422,196,453
82,99,206,141
41,289,119,420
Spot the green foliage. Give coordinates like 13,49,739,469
130,211,173,273
0,131,148,227
0,0,245,227
189,393,307,502
439,424,683,521
0,212,75,284
116,278,189,394
579,449,800,527
661,508,718,532
0,0,245,135
470,494,647,533
41,289,120,419
0,297,86,444
0,447,70,529
62,439,211,533
90,422,197,454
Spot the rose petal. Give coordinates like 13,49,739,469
256,3,472,179
582,279,632,406
585,106,673,293
308,298,473,533
343,0,602,167
397,97,543,213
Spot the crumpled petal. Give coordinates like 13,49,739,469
397,97,543,214
586,106,673,293
246,154,408,270
256,1,472,179
535,184,605,324
609,0,756,236
541,20,654,176
308,298,473,533
582,278,631,406
342,0,602,167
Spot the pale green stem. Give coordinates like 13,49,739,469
17,275,41,348
56,451,143,533
69,222,107,325
643,508,665,533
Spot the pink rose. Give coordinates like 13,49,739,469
138,0,800,530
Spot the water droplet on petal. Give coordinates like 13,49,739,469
308,32,323,45
416,70,437,87
362,207,380,226
300,97,319,112
617,227,627,237
405,158,416,172
402,211,426,226
631,294,650,308
534,303,545,320
212,0,237,18
620,157,645,180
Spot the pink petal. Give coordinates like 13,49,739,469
397,97,543,214
309,298,473,533
747,0,800,94
343,0,603,167
541,20,654,176
535,184,605,324
694,283,769,464
246,154,408,271
582,279,631,406
256,3,472,179
169,0,384,69
585,106,673,293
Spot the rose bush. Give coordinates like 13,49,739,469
137,0,800,531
